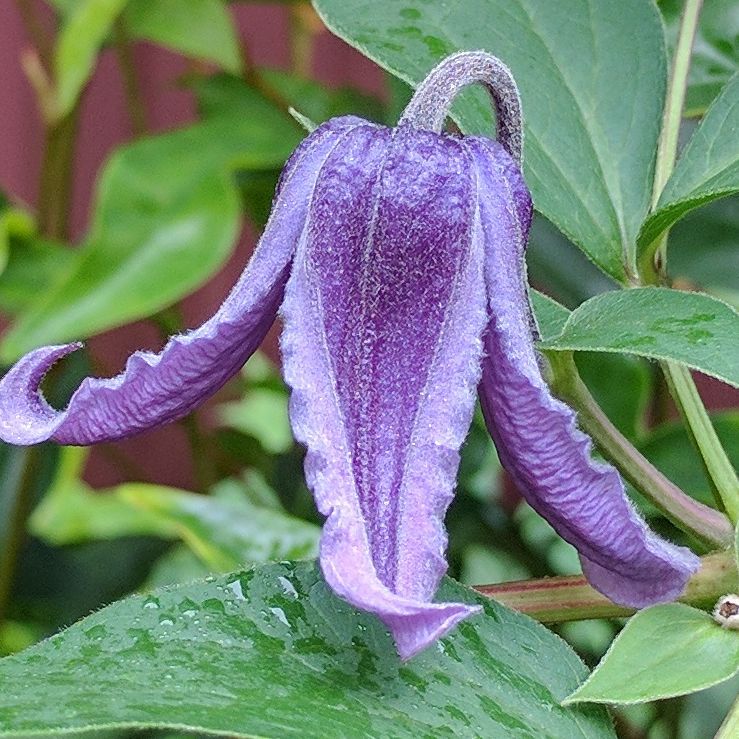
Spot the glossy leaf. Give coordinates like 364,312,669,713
313,0,667,280
0,561,615,738
0,108,301,362
124,0,242,73
639,74,739,249
565,604,739,704
540,287,739,387
661,0,738,117
54,0,129,118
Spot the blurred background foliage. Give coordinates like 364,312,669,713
0,1,736,737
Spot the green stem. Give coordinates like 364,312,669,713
652,0,702,208
641,0,702,282
663,363,739,522
475,551,737,623
37,110,78,241
716,694,739,739
547,352,733,548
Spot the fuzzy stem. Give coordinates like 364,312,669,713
476,550,737,622
546,352,733,548
399,51,523,164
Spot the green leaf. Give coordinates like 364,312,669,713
54,0,130,118
565,603,739,704
29,448,178,545
530,289,570,342
0,203,33,278
123,478,320,570
660,0,738,117
123,0,242,74
261,68,386,123
31,448,318,572
313,0,667,281
540,287,739,387
146,544,210,588
0,108,301,362
0,237,75,316
219,388,293,454
0,561,615,738
639,74,739,250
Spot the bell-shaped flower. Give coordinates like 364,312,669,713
0,52,698,659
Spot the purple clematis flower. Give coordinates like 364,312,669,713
0,52,698,659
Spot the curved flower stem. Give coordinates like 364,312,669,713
546,352,733,548
476,550,737,622
399,51,523,164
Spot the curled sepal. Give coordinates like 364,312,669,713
467,136,699,608
281,123,487,659
0,120,357,446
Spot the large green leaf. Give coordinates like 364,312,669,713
540,287,739,387
54,0,129,118
313,0,667,281
0,106,301,362
123,0,242,73
661,0,739,117
0,561,614,738
565,604,739,704
639,74,739,250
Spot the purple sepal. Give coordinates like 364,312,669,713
281,124,487,659
0,119,359,446
467,136,699,608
